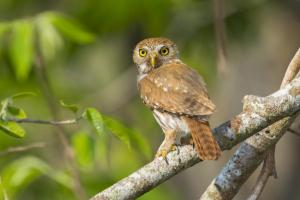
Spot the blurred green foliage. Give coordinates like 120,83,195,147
0,10,154,199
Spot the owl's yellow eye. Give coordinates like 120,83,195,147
139,49,147,57
160,47,169,56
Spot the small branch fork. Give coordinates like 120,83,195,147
200,48,300,200
246,49,300,200
91,50,300,200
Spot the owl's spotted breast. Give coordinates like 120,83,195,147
138,63,216,116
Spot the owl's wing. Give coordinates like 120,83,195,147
138,63,216,116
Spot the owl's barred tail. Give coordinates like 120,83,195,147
183,117,221,160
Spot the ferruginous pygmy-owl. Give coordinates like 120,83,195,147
133,38,221,160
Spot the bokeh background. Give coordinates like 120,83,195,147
0,0,300,199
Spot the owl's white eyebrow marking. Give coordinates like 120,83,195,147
155,45,165,51
141,46,150,51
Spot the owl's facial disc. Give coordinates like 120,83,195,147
133,38,179,74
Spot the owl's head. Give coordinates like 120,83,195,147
133,38,179,74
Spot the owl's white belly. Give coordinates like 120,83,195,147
153,109,190,137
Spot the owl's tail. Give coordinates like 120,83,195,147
183,117,221,160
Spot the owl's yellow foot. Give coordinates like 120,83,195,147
155,130,177,163
171,144,180,154
155,149,168,158
155,144,178,161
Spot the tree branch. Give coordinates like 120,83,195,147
245,49,300,200
280,49,300,88
90,66,300,200
246,145,276,200
287,128,300,136
200,115,296,200
200,48,300,200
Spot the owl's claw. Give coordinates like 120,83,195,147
155,149,169,164
155,144,179,164
155,149,168,158
171,144,180,155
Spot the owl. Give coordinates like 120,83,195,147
133,38,221,160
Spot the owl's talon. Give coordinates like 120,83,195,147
171,145,177,151
171,144,180,155
155,149,168,159
164,157,169,165
155,150,170,164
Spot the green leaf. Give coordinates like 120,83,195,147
72,132,93,169
0,93,33,119
7,106,27,119
60,100,78,114
103,116,131,149
0,98,12,118
11,92,36,99
9,20,34,81
103,116,152,158
0,121,25,138
36,15,64,62
1,156,73,198
84,108,104,135
47,12,95,44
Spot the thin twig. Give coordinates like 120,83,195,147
0,142,46,157
4,117,81,125
281,48,300,87
247,48,300,200
246,145,277,200
287,128,300,136
213,0,227,75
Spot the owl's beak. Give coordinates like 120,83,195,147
150,53,158,68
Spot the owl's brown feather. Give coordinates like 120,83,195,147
138,63,216,116
182,116,221,160
134,37,220,160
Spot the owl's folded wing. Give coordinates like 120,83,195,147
138,63,216,116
